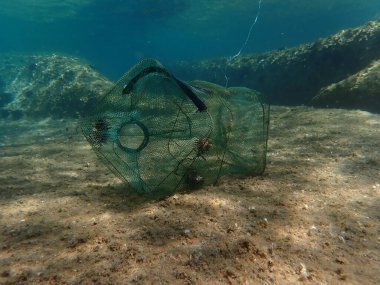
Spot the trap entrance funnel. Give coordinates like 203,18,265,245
81,59,269,197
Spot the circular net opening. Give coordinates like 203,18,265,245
117,121,149,153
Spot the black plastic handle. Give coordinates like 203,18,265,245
122,66,207,112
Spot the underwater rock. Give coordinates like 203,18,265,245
173,20,380,110
0,79,13,108
0,54,113,118
311,60,380,112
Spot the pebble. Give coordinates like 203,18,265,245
307,224,319,236
1,271,10,277
299,263,309,280
248,206,256,213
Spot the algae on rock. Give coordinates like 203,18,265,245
311,60,380,112
173,20,380,111
0,54,113,118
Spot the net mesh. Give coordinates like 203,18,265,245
81,59,269,197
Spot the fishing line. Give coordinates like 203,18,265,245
225,0,263,87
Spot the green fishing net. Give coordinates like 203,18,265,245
81,59,269,197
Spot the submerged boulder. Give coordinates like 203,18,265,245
0,54,113,118
173,20,380,111
311,60,380,112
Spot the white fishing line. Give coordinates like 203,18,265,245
232,0,263,59
225,0,263,87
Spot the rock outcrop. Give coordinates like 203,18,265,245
311,60,380,112
0,54,113,118
1,20,380,118
173,20,380,112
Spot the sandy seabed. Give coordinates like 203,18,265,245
0,106,379,285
